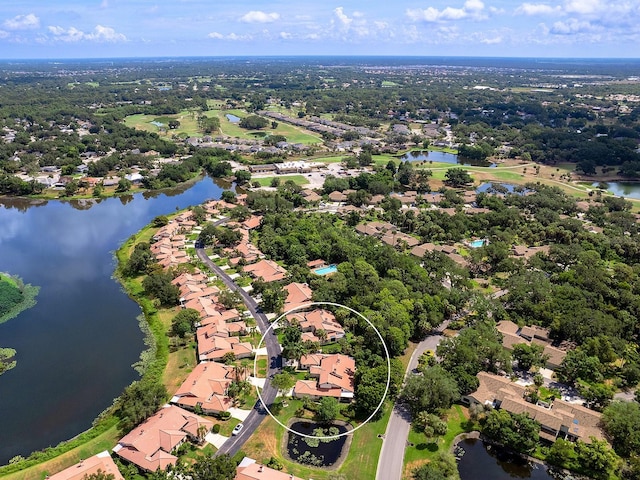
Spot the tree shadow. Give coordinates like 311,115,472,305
416,442,439,452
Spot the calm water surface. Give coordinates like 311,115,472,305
398,150,496,167
0,177,223,464
591,181,640,199
457,439,555,480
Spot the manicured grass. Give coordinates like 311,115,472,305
123,110,203,137
403,404,476,477
255,175,309,187
2,422,120,480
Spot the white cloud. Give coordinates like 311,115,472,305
564,0,602,14
279,31,292,39
4,13,40,30
239,11,280,23
47,25,126,42
480,35,503,44
207,31,252,41
334,7,353,27
0,30,9,39
550,18,595,34
516,3,560,15
406,0,487,22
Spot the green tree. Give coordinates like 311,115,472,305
239,115,268,130
235,170,252,185
316,396,340,423
116,380,168,432
116,178,132,193
188,454,237,480
602,400,640,457
171,308,201,338
483,409,540,454
512,343,547,371
443,168,472,187
400,366,459,416
271,372,295,397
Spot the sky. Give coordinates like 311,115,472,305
0,0,639,59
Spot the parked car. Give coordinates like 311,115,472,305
232,423,244,436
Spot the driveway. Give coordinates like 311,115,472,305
196,246,282,458
375,323,447,480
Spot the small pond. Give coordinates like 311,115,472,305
457,438,555,480
225,113,241,123
591,181,640,200
286,421,349,468
398,150,496,167
476,182,527,194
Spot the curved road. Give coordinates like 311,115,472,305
376,323,447,480
196,247,282,457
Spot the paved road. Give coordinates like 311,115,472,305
196,247,282,458
375,325,447,480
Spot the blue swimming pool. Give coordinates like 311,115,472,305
314,265,338,275
469,239,487,248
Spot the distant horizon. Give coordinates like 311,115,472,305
1,1,639,59
2,54,640,62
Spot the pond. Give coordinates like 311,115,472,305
0,176,225,464
457,439,555,480
476,182,527,194
591,181,640,200
398,150,496,167
225,113,241,123
286,421,349,468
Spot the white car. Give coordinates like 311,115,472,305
232,423,244,436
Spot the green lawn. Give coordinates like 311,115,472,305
403,405,476,473
123,110,202,137
255,175,309,187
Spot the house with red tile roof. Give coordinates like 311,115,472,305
113,405,213,473
235,457,304,480
243,259,287,283
242,215,262,230
171,362,245,414
48,451,124,480
294,354,355,401
283,282,313,311
197,330,253,361
496,320,568,369
287,309,345,343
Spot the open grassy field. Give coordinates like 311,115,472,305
123,110,202,137
254,175,309,187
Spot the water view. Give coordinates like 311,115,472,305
398,150,496,167
591,181,640,200
0,177,224,464
286,421,349,467
225,113,241,123
457,439,555,480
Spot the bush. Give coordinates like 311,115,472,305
212,424,221,434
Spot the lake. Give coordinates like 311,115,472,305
457,438,555,480
0,177,224,464
591,181,640,200
225,113,241,123
397,150,496,167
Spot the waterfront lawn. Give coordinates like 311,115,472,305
1,421,120,480
403,404,475,477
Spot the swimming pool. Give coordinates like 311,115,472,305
314,265,338,275
469,239,487,248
